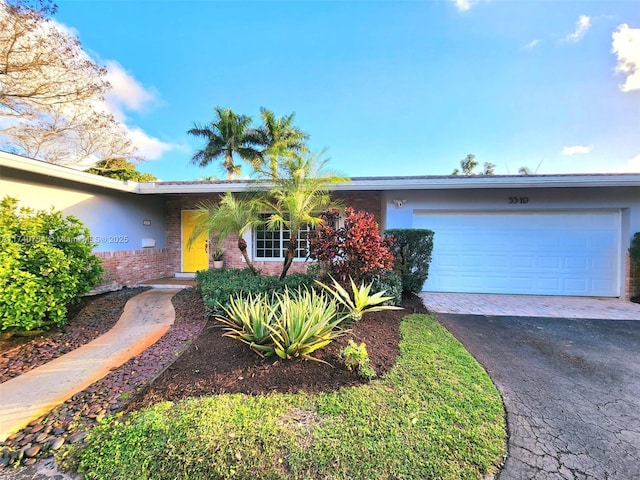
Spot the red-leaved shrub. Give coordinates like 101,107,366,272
309,207,395,284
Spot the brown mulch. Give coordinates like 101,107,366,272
127,292,428,410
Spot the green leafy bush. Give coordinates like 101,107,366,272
370,270,403,306
0,197,103,332
216,288,347,362
630,233,640,296
196,268,316,315
385,228,435,294
340,339,376,380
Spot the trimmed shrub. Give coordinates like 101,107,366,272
370,270,403,306
385,228,435,294
196,268,316,315
0,197,103,332
630,233,640,296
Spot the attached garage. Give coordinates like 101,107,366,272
414,210,622,297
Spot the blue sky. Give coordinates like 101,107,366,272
54,0,640,180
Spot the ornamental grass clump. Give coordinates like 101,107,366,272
216,288,348,363
316,276,403,321
216,292,276,357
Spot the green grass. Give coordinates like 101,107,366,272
62,315,506,480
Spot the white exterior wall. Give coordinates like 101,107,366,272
382,186,640,297
383,186,640,241
1,168,166,253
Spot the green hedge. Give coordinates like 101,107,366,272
630,233,640,295
385,229,435,294
196,268,316,315
0,197,103,332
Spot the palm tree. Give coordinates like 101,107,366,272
190,192,263,275
260,151,348,279
255,108,309,176
188,107,262,179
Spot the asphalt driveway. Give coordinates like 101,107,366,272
436,312,640,480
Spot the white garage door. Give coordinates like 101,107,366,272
413,210,621,297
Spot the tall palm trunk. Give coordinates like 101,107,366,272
238,237,259,275
279,228,299,280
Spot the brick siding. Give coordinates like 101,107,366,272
163,191,382,277
626,253,639,300
93,248,170,292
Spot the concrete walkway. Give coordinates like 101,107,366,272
420,292,640,320
0,288,182,442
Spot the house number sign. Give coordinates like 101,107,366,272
508,196,529,204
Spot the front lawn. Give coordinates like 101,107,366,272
63,314,506,480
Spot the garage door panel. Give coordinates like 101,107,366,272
565,257,587,270
414,210,621,297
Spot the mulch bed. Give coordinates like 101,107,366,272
128,292,427,409
0,287,428,470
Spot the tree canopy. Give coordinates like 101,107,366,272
86,158,157,182
0,1,137,165
452,154,495,176
187,107,263,179
188,106,310,179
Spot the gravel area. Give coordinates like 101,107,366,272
0,288,148,382
0,288,206,478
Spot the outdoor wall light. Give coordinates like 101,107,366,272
143,219,151,226
391,199,407,208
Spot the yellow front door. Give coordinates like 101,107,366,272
182,211,209,272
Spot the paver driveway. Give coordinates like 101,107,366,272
427,294,640,480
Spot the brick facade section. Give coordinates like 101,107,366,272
92,189,637,300
93,248,170,292
162,191,382,277
626,253,639,300
333,191,382,224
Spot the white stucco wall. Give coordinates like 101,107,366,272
1,169,166,252
382,186,640,243
382,186,640,297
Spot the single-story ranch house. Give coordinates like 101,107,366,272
2,151,639,299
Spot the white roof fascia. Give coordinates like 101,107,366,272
138,174,640,194
0,151,138,193
330,175,640,190
136,181,261,194
4,150,639,193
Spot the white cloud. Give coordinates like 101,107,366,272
126,127,174,160
612,24,640,92
450,0,484,12
523,39,540,50
565,15,591,42
625,153,640,172
104,60,157,118
562,145,593,155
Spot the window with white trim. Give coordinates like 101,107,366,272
254,214,312,259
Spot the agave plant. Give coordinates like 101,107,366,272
215,288,350,363
216,293,277,357
316,276,403,321
267,288,349,363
